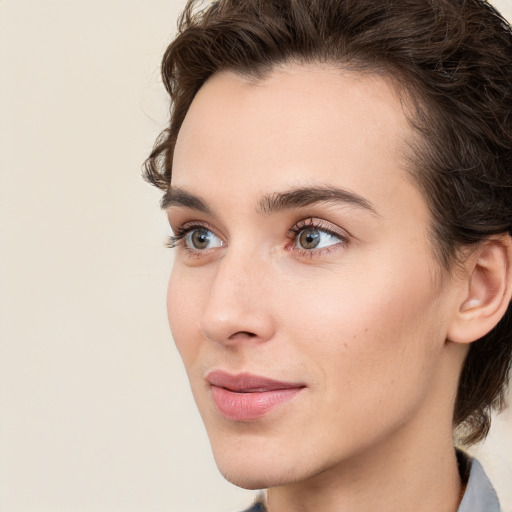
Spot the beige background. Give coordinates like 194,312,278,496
1,1,512,511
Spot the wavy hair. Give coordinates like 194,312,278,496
145,0,512,445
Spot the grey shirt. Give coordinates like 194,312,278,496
458,456,501,512
242,453,502,512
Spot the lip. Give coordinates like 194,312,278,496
206,370,306,421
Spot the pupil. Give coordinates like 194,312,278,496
192,229,209,249
300,228,320,249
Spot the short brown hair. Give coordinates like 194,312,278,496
145,0,512,445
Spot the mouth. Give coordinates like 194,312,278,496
206,370,306,421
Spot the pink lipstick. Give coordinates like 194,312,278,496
207,371,305,421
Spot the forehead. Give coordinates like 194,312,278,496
172,63,427,227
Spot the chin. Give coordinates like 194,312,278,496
210,438,316,490
210,442,273,489
218,466,272,490
215,459,297,490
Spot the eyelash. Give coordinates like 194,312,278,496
166,218,349,257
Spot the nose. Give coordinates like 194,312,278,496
199,249,276,346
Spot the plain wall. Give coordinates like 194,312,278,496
1,1,511,511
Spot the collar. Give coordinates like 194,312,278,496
457,451,502,512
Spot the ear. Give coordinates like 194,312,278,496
447,233,512,345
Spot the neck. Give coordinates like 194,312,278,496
266,429,462,512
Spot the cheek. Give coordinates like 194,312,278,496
279,260,445,406
166,268,202,363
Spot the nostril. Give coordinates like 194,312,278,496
200,306,275,344
229,331,258,339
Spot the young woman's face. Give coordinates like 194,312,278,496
166,65,461,489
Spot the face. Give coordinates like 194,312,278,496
166,64,460,490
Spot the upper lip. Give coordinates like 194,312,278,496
206,370,305,392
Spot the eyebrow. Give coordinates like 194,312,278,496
161,185,378,216
161,187,212,212
258,185,379,216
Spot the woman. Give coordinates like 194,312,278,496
145,0,512,510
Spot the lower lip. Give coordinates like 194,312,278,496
210,386,304,421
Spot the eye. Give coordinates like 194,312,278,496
287,219,348,255
167,225,224,251
184,227,223,250
295,227,341,250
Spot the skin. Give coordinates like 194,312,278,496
165,64,479,512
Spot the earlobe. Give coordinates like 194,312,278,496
447,233,512,345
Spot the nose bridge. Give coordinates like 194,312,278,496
200,244,274,344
